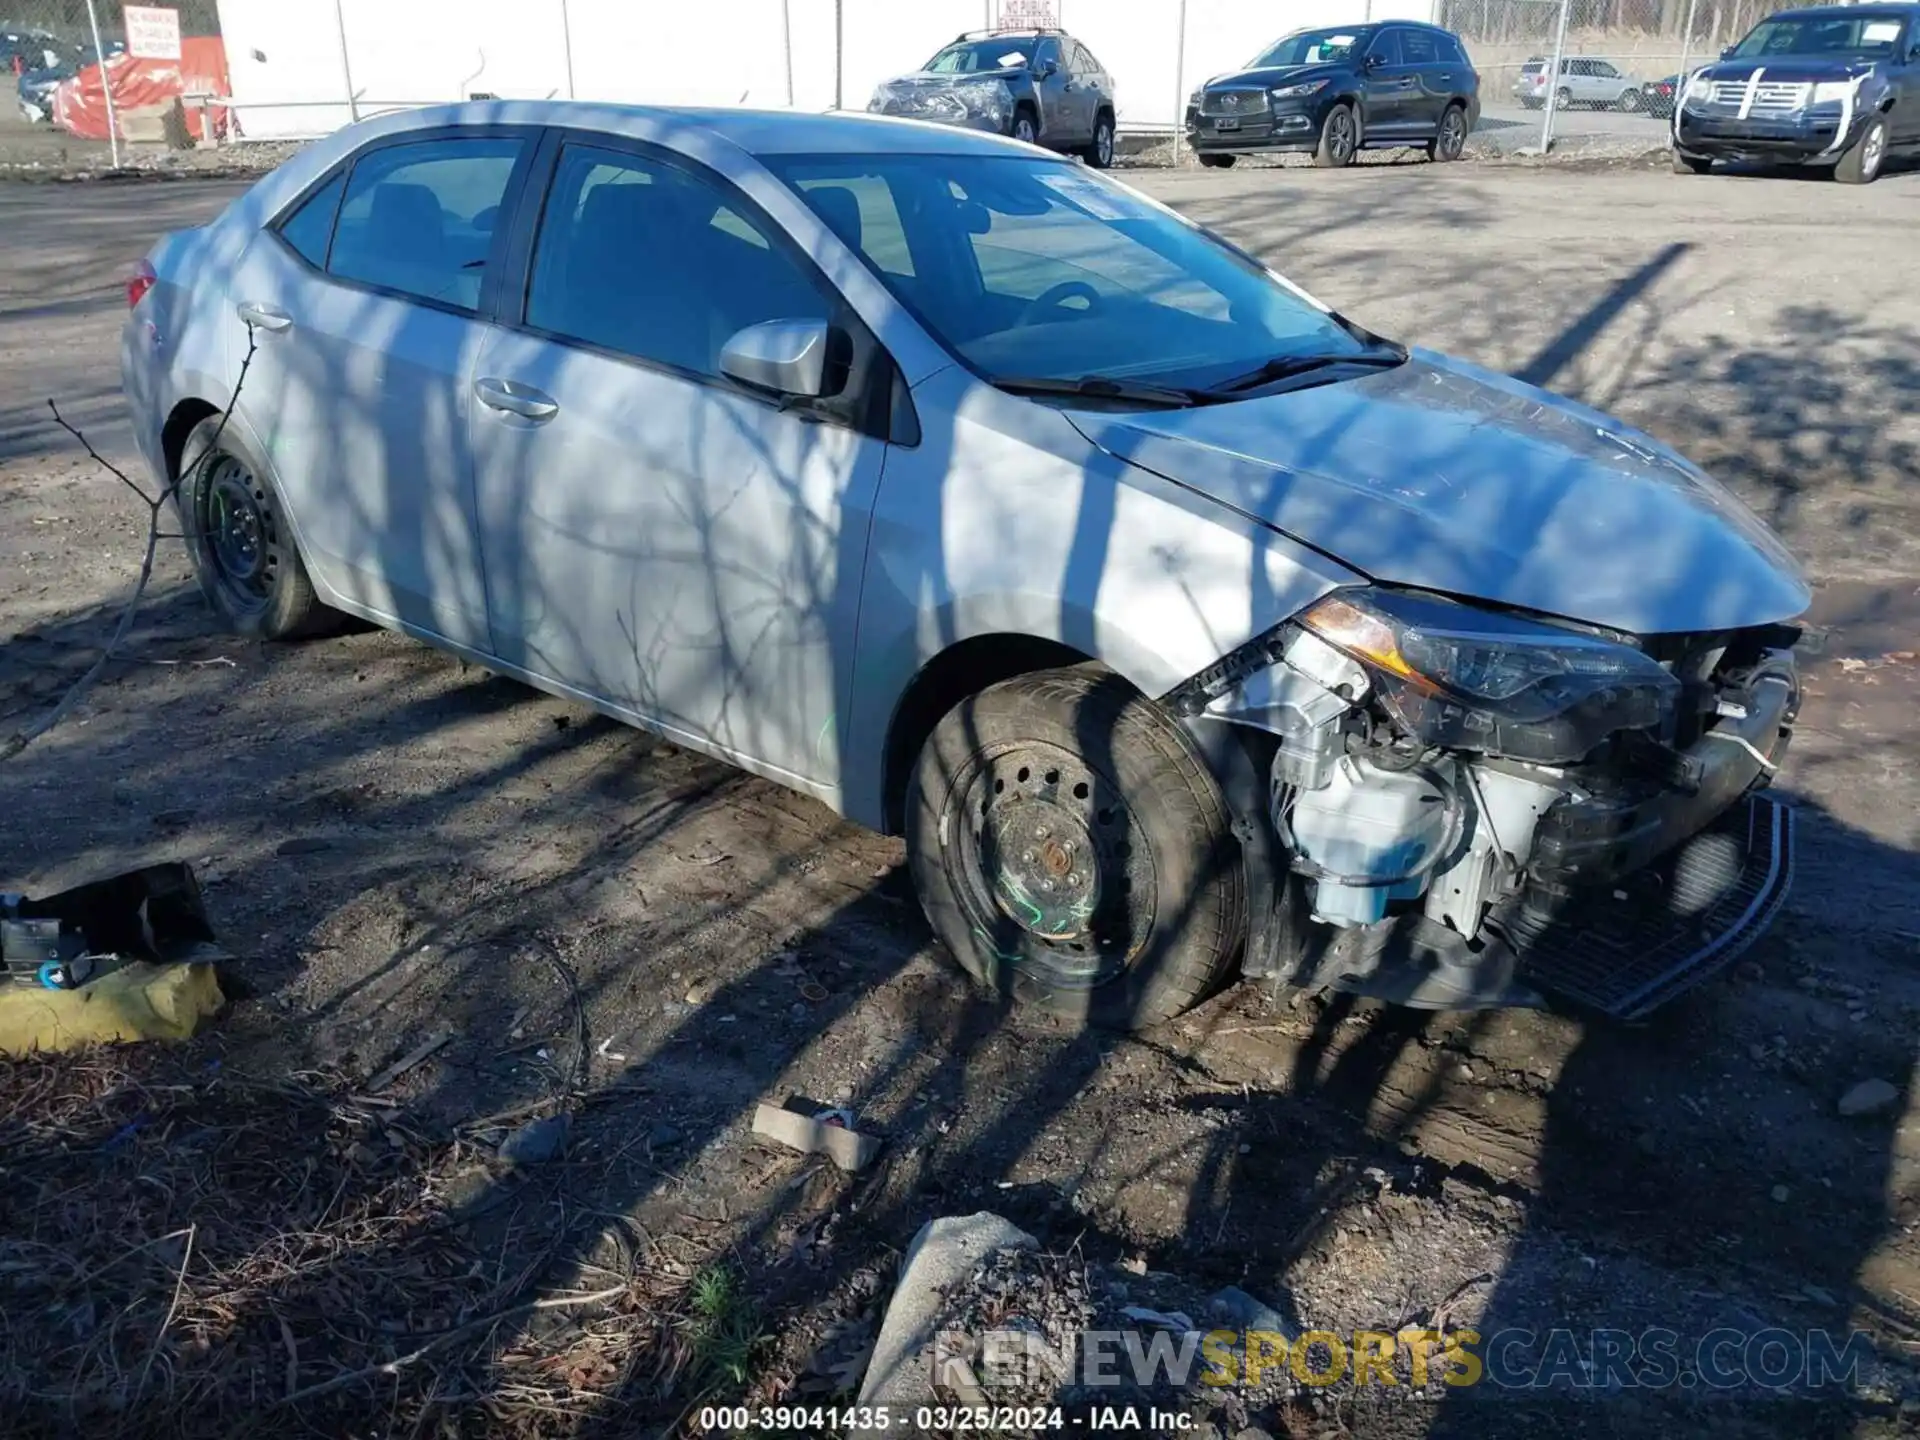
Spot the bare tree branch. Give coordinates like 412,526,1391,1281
0,328,260,765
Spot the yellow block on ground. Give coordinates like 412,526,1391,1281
0,963,225,1056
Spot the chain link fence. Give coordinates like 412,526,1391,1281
1440,0,1804,143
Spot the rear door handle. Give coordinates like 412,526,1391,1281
235,301,292,333
474,377,559,421
1398,77,1416,88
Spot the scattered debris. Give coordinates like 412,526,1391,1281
1120,1304,1195,1332
363,1030,453,1093
595,1034,628,1063
1838,1078,1900,1118
0,960,224,1056
1771,1184,1791,1204
753,1099,882,1172
1207,1285,1296,1340
274,836,333,856
496,1112,571,1167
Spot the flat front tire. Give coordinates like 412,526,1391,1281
1198,152,1236,168
907,665,1245,1031
177,414,333,640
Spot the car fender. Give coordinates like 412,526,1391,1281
838,368,1362,829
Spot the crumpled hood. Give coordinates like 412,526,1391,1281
1067,351,1810,636
888,68,1023,87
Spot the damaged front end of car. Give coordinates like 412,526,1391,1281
1171,586,1801,1018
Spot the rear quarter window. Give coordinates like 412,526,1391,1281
275,170,346,269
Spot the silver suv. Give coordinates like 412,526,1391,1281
1515,55,1645,110
123,104,1806,1030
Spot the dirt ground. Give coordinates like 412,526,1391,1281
3,154,1920,1439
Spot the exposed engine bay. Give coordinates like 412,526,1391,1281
1176,587,1802,1015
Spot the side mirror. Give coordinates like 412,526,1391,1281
1038,58,1059,78
719,319,836,399
1362,52,1384,71
1721,45,1735,58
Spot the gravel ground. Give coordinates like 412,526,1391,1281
2,155,1918,1439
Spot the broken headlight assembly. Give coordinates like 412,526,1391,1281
1296,588,1680,764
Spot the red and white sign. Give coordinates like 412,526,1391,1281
995,0,1059,29
123,5,181,61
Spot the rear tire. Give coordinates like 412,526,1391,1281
1672,149,1713,174
1616,89,1643,112
1313,102,1358,168
1082,111,1116,168
1556,86,1574,111
1198,152,1236,168
906,665,1246,1032
177,414,333,640
1427,103,1468,162
1835,115,1887,184
1011,104,1039,146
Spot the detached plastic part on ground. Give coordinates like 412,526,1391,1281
0,862,227,1055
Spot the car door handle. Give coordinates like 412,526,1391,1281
474,377,559,421
1397,77,1416,88
235,301,292,333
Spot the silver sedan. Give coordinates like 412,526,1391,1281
123,103,1809,1030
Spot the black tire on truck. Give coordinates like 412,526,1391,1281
177,414,335,640
1834,114,1888,184
907,664,1246,1031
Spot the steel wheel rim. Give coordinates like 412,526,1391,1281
1015,116,1036,144
198,453,278,613
1330,109,1354,161
949,742,1155,990
1096,123,1113,165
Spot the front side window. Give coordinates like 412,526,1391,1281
1368,29,1404,65
527,144,830,378
1400,29,1440,64
769,154,1370,392
327,137,523,310
1252,27,1372,67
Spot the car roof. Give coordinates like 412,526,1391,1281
1766,2,1919,15
347,100,1046,159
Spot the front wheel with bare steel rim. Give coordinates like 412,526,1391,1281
177,414,332,639
907,665,1246,1031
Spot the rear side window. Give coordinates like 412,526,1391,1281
326,137,524,311
526,144,832,379
1439,34,1467,64
1400,29,1440,64
276,171,346,268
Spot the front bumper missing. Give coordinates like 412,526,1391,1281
1280,792,1794,1016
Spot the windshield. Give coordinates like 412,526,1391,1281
1729,13,1909,56
1251,27,1373,68
768,153,1370,392
924,39,1034,73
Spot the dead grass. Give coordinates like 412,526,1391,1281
0,1043,730,1437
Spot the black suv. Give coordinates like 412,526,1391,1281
1186,22,1481,168
869,27,1118,168
1672,3,1919,183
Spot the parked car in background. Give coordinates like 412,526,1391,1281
1514,55,1646,109
1,26,61,73
1642,73,1679,117
16,60,73,123
1673,3,1920,182
869,26,1117,168
123,102,1808,1030
1186,22,1480,167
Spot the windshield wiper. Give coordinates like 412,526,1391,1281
1207,343,1409,396
992,374,1208,409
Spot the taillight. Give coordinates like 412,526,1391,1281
127,260,157,309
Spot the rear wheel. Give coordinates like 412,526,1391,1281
1313,102,1358,168
177,414,333,640
1082,111,1116,168
1616,89,1643,112
1197,152,1236,168
1011,105,1039,146
907,665,1245,1032
1427,103,1468,162
1556,86,1574,111
1835,115,1887,184
1672,149,1713,174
